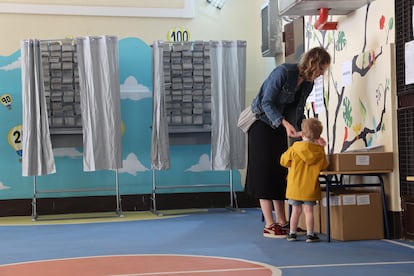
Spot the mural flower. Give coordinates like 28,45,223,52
379,15,385,30
353,123,361,139
379,15,394,44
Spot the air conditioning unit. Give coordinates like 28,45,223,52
261,0,284,57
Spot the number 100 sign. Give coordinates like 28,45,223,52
167,27,190,42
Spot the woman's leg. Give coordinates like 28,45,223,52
260,199,275,227
262,199,288,238
273,199,287,225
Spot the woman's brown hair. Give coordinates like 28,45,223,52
298,47,331,81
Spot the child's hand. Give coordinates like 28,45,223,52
282,119,300,138
316,137,326,146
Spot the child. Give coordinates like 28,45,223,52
280,118,328,242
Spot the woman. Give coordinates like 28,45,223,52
245,47,331,238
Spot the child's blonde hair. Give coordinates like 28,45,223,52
301,118,323,141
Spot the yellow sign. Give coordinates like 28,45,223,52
8,125,23,160
167,27,190,42
1,93,13,110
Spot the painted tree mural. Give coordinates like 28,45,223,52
305,3,395,154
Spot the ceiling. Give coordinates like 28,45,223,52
278,0,375,16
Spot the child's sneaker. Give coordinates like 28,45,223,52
287,233,297,241
296,227,306,234
306,234,320,243
281,222,306,234
263,223,288,238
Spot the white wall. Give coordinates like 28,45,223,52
0,0,270,104
306,0,399,211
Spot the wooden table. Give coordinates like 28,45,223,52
319,170,392,242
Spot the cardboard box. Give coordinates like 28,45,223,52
320,190,384,241
327,152,393,171
285,201,321,233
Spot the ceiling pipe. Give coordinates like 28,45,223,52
314,8,338,30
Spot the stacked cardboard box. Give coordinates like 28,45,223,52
320,190,384,241
327,152,393,171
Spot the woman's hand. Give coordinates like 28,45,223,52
282,119,301,138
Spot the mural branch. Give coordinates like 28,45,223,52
307,2,394,154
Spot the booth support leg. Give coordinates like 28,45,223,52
32,176,37,221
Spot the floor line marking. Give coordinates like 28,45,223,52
111,267,269,276
278,260,414,269
383,239,414,249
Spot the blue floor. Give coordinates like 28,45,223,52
0,208,413,275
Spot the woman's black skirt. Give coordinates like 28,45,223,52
244,120,288,200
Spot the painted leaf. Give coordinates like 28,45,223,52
372,117,378,137
367,136,373,147
343,126,348,142
388,17,394,30
335,31,347,51
328,32,333,44
376,86,382,105
375,83,384,106
362,52,367,68
358,98,367,121
342,97,353,127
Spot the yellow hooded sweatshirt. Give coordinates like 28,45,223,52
280,141,328,201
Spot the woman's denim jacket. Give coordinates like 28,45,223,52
251,63,314,130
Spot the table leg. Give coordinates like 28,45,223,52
377,175,390,238
326,175,331,242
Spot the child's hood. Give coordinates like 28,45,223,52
291,141,325,165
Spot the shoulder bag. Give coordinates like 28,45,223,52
237,105,258,133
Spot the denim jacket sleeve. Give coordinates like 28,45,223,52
251,64,298,128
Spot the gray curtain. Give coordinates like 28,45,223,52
76,36,122,171
210,40,246,170
21,39,56,176
151,41,170,170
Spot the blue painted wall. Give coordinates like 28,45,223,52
0,37,242,200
